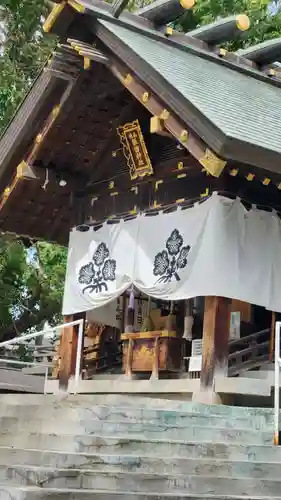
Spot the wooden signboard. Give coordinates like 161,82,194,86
117,119,153,180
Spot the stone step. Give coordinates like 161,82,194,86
0,394,274,420
0,405,273,431
3,466,281,495
2,487,281,500
0,419,272,444
0,436,278,461
2,448,281,477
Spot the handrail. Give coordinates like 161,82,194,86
274,321,281,445
0,319,84,393
229,328,270,347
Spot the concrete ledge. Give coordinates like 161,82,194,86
215,376,271,397
44,376,271,398
0,369,44,393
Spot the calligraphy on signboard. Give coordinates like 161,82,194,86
117,119,153,180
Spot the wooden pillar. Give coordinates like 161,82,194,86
59,312,86,390
201,296,230,392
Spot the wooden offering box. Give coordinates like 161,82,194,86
121,331,183,378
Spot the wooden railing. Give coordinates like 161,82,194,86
228,328,270,376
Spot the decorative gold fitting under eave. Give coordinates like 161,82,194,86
129,205,137,215
230,168,238,176
150,116,162,134
16,161,27,179
142,92,150,103
35,133,43,144
262,177,271,186
176,198,185,204
123,73,133,86
52,105,61,119
155,180,163,191
180,130,188,142
268,68,276,77
3,187,11,198
43,2,66,33
277,183,281,190
199,149,226,177
109,181,115,189
219,48,227,57
246,173,255,181
160,109,170,120
177,161,184,170
165,26,173,36
200,187,210,198
84,57,91,70
177,173,186,179
67,0,86,13
153,200,161,208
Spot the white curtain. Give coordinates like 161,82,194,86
63,193,281,314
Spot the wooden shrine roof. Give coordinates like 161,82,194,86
2,0,281,244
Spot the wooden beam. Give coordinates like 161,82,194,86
137,0,195,26
59,313,86,389
111,0,131,18
201,296,230,393
189,14,250,45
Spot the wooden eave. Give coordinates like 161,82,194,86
43,0,281,175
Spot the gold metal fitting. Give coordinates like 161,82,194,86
142,92,150,103
52,105,60,119
43,2,65,33
84,57,91,70
67,0,86,13
160,109,170,120
200,187,209,198
109,181,115,189
219,48,227,57
236,14,250,32
230,168,238,177
124,74,133,86
246,173,255,181
177,173,186,179
180,130,188,142
262,177,271,186
165,27,173,36
177,162,184,170
155,180,163,191
35,134,43,144
180,0,195,9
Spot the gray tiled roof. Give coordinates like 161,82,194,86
101,20,281,154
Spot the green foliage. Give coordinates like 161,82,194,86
0,237,67,340
0,0,54,133
179,0,281,50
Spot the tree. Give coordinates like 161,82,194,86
179,0,281,51
0,0,54,132
0,1,64,342
0,237,67,341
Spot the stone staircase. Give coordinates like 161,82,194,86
0,394,280,499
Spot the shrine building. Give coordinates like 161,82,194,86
1,0,281,401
